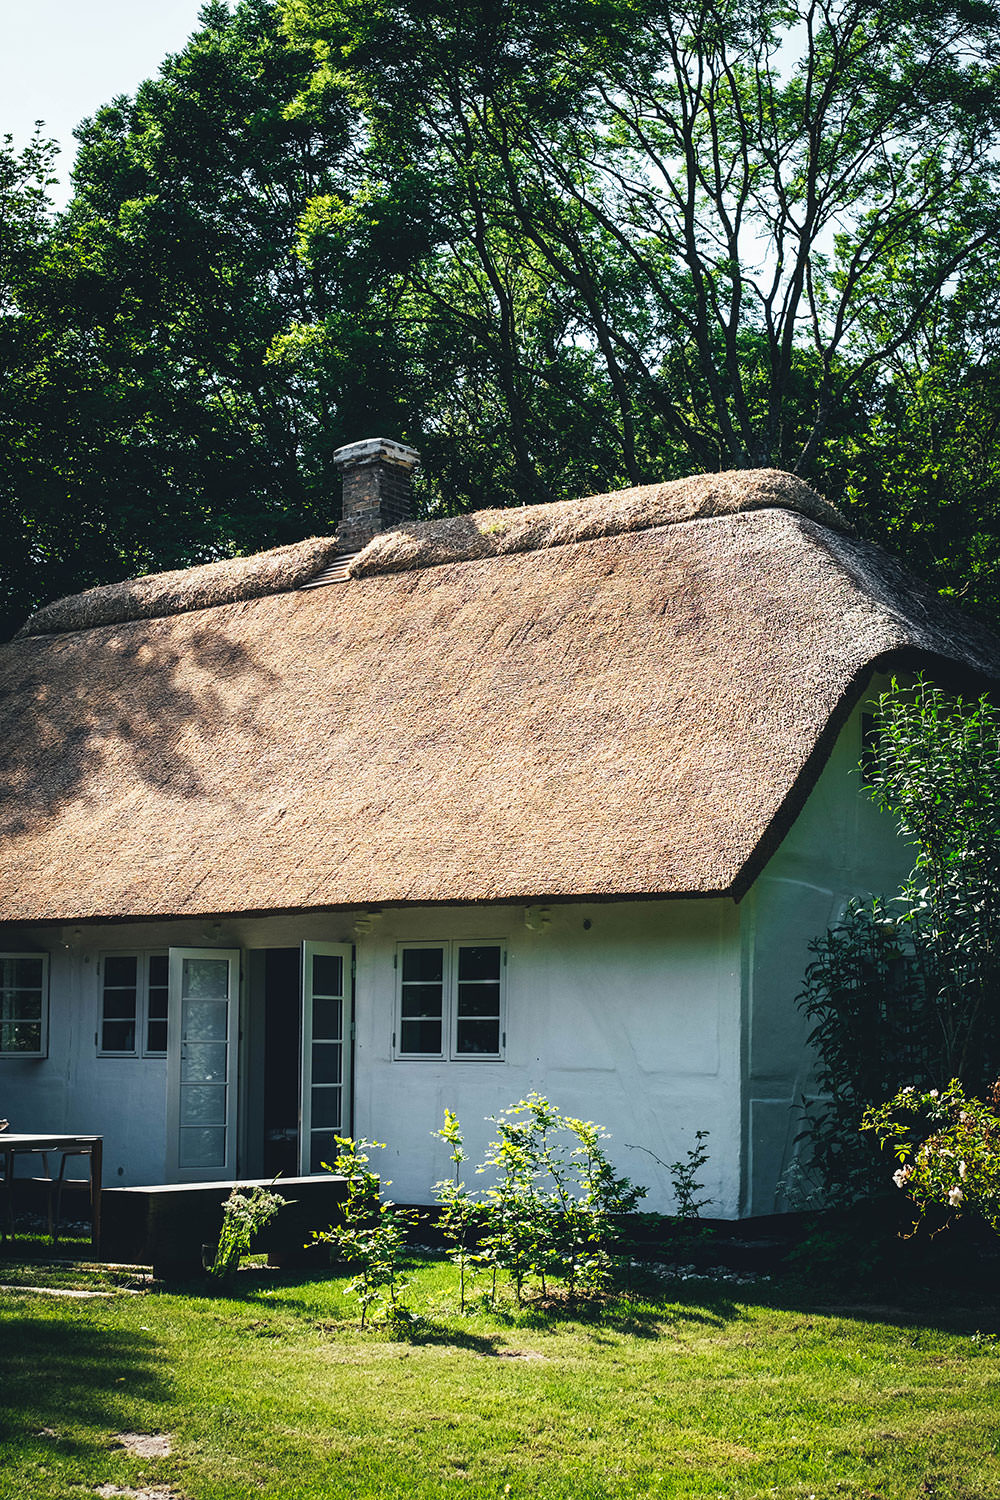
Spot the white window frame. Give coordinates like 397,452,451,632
97,951,169,1057
0,952,49,1058
394,940,506,1061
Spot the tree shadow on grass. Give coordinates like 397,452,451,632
0,1313,167,1461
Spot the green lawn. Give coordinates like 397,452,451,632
1,1253,998,1500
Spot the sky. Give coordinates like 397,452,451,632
1,0,224,206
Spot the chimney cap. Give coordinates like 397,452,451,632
333,437,420,471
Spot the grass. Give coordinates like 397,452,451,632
1,1249,999,1499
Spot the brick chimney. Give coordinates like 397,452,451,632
333,437,420,551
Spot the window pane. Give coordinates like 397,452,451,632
147,988,168,1020
457,982,501,1017
402,947,443,983
148,954,169,988
181,1041,227,1083
458,946,501,983
311,1042,342,1086
401,985,443,1019
182,957,229,1000
179,1126,226,1168
311,1086,342,1129
182,999,227,1041
310,1135,334,1173
455,1018,501,1055
1,1022,42,1053
400,1017,442,1054
180,1085,227,1126
105,955,138,988
103,989,137,1022
312,997,342,1040
312,954,343,998
8,988,44,1021
146,1019,168,1054
102,1020,136,1053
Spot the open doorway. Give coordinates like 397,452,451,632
244,947,301,1179
243,943,354,1179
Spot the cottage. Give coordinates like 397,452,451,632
1,442,997,1216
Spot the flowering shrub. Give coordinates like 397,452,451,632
861,1080,1000,1233
210,1183,285,1282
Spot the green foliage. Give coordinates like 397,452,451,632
3,0,1000,639
431,1109,486,1314
435,1094,646,1306
210,1183,285,1283
641,1130,712,1221
862,1079,1000,1235
798,680,1000,1202
312,1136,419,1328
283,0,1000,481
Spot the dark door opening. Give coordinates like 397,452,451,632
261,947,301,1179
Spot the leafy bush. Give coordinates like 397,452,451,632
435,1093,646,1306
797,681,1000,1202
312,1137,419,1328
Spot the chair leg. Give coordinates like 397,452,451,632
40,1153,56,1242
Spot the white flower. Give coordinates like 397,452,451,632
929,1089,940,1099
892,1166,913,1189
948,1186,964,1207
959,1160,967,1180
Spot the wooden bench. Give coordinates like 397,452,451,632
100,1175,348,1279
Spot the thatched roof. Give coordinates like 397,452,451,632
18,535,343,638
20,468,845,636
1,475,997,924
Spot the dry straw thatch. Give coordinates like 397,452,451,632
349,467,851,578
19,535,343,638
21,469,844,635
0,495,997,926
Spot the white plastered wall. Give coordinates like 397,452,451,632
740,673,916,1216
0,901,742,1213
354,898,741,1216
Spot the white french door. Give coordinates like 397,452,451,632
299,942,353,1175
166,948,241,1181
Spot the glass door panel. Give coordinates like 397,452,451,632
166,948,240,1181
300,942,352,1174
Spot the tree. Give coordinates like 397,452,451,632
798,680,1000,1203
281,0,1000,482
0,0,423,638
0,128,59,640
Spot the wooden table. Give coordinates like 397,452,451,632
0,1133,103,1246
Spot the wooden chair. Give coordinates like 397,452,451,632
29,1149,96,1244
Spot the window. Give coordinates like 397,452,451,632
0,952,48,1057
99,952,169,1056
395,941,505,1059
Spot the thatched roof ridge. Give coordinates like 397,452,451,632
0,503,997,927
18,535,343,638
349,467,849,577
20,468,842,636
